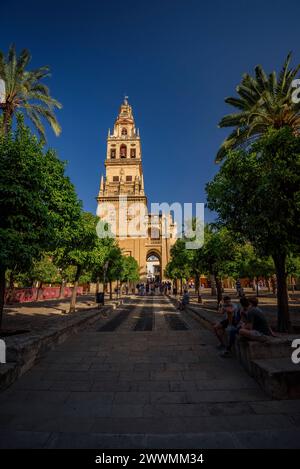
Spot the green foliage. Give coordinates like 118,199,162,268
0,118,78,274
197,225,239,279
234,243,275,280
54,212,100,279
207,127,300,330
207,128,300,260
120,256,140,283
105,245,123,283
90,237,118,283
165,225,239,284
216,53,300,161
0,121,48,271
0,45,62,140
28,254,61,285
286,255,300,277
164,238,191,281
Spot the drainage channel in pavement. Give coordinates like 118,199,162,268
97,308,132,331
164,313,190,330
133,311,154,331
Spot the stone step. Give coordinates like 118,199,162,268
0,363,18,391
251,357,300,399
1,428,300,449
0,303,122,391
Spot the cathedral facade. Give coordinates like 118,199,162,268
96,98,176,281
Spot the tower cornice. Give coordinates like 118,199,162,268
105,159,142,167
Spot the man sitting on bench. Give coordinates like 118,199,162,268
239,297,271,341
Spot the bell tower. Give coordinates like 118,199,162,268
97,97,177,281
97,97,146,205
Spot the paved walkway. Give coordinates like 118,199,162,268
2,294,100,332
0,296,299,448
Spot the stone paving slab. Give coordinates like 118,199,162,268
0,296,300,448
1,428,299,449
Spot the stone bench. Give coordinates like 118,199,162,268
235,335,297,374
235,335,300,399
251,357,300,399
168,295,300,399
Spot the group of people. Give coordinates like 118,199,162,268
213,295,273,357
136,281,172,296
135,281,272,357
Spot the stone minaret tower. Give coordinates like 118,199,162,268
97,97,147,240
97,97,176,281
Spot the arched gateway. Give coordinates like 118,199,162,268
146,251,161,282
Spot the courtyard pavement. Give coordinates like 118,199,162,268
0,296,299,448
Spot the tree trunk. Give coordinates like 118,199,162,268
195,275,199,294
2,107,13,135
195,275,201,302
291,276,295,294
96,278,100,295
109,281,112,300
37,281,43,301
180,278,183,295
0,266,6,331
273,253,290,332
271,275,277,295
69,266,81,313
256,276,259,297
210,274,217,296
215,275,223,307
5,271,15,304
59,279,66,299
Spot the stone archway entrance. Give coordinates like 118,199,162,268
146,252,161,282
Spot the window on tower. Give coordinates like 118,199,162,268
110,149,116,159
126,175,132,182
113,176,119,182
121,128,127,136
120,145,127,158
130,149,136,158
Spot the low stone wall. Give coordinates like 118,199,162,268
0,300,123,391
251,358,300,399
235,335,295,375
5,286,84,304
180,300,300,399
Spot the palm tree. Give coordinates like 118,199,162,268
0,44,62,140
216,53,300,162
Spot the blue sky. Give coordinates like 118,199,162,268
2,0,300,221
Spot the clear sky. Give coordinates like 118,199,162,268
2,0,300,221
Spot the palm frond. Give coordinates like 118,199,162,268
218,111,250,128
216,52,300,163
0,45,61,138
277,52,292,95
